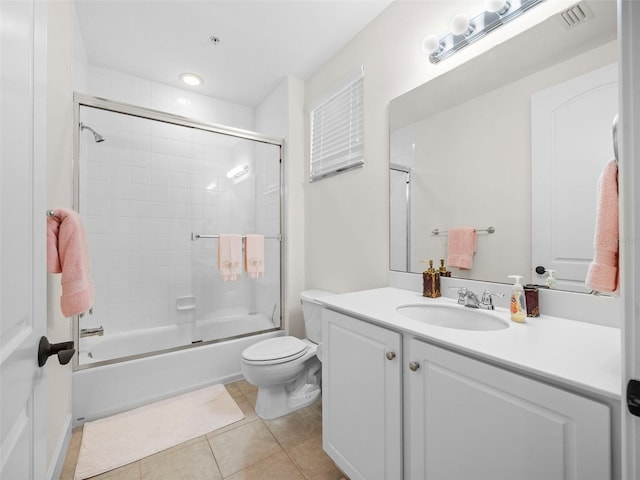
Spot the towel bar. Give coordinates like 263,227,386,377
431,226,495,236
191,233,282,241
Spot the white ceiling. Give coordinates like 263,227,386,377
74,0,394,107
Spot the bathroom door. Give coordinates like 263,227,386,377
0,1,48,478
621,1,640,478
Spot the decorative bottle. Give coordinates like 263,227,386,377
422,260,441,298
439,259,451,277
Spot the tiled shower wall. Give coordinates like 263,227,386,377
78,68,281,338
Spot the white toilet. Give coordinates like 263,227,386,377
241,289,333,419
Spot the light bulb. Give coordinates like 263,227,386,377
485,0,510,14
179,73,204,86
450,12,472,36
421,34,441,55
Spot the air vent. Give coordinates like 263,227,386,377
559,2,594,29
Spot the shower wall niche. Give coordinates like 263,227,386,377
75,95,283,367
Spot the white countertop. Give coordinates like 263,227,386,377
320,287,622,401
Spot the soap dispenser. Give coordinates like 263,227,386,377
439,259,451,277
422,260,441,298
508,275,527,323
545,269,557,289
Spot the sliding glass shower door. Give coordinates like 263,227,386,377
75,96,282,367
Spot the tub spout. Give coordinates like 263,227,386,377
80,326,104,337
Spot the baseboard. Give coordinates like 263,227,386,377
47,413,72,480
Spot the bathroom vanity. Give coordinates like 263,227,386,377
320,287,621,480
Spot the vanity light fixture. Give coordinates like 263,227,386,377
179,72,204,86
422,0,546,64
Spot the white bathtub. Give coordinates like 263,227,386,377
72,315,282,425
79,312,277,365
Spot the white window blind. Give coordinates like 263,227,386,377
310,67,364,182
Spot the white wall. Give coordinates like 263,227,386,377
304,0,585,293
256,76,307,338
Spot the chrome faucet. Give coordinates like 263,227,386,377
80,326,104,337
451,287,504,310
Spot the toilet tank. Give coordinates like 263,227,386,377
300,289,334,344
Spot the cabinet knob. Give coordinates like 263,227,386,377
386,351,396,361
409,361,420,371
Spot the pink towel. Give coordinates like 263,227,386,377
244,235,264,279
447,227,477,270
218,235,242,282
46,208,95,317
585,159,619,293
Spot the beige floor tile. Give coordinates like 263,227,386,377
140,440,221,480
208,420,282,477
285,434,343,480
264,408,323,450
235,380,258,396
224,382,245,402
207,399,259,438
244,390,258,408
141,434,208,462
60,428,84,480
89,462,141,480
224,451,305,480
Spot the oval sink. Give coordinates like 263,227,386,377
396,304,509,331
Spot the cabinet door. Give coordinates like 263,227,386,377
322,309,403,480
406,339,611,480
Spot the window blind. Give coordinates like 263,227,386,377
310,68,364,182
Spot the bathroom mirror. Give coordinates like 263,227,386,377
389,1,617,292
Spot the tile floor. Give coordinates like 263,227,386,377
59,380,348,480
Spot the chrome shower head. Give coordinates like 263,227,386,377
80,122,105,143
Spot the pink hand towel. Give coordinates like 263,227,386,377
585,159,619,293
218,234,242,282
447,226,477,270
46,208,95,317
244,234,264,279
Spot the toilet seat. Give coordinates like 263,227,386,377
242,337,309,365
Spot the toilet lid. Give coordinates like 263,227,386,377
242,337,308,364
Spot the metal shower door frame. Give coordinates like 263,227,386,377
71,92,285,370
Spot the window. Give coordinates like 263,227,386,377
309,67,364,182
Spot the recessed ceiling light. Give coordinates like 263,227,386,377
179,73,204,86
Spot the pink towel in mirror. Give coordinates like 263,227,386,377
447,226,477,270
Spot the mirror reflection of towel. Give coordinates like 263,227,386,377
585,159,619,294
447,227,477,270
218,234,242,282
245,235,264,279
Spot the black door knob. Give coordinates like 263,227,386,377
37,336,75,367
535,266,546,275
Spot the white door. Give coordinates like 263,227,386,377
0,1,48,478
531,63,618,292
621,1,640,479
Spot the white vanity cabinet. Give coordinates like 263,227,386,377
322,308,613,480
322,309,403,480
405,338,611,480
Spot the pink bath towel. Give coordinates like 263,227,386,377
218,235,242,282
244,235,264,279
47,208,95,317
585,159,619,293
447,227,477,270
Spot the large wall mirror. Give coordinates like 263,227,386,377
389,1,617,293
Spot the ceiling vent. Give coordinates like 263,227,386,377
558,2,594,29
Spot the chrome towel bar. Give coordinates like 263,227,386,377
431,226,495,236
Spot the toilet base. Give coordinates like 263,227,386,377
255,382,321,419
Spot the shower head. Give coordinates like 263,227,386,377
79,122,105,143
